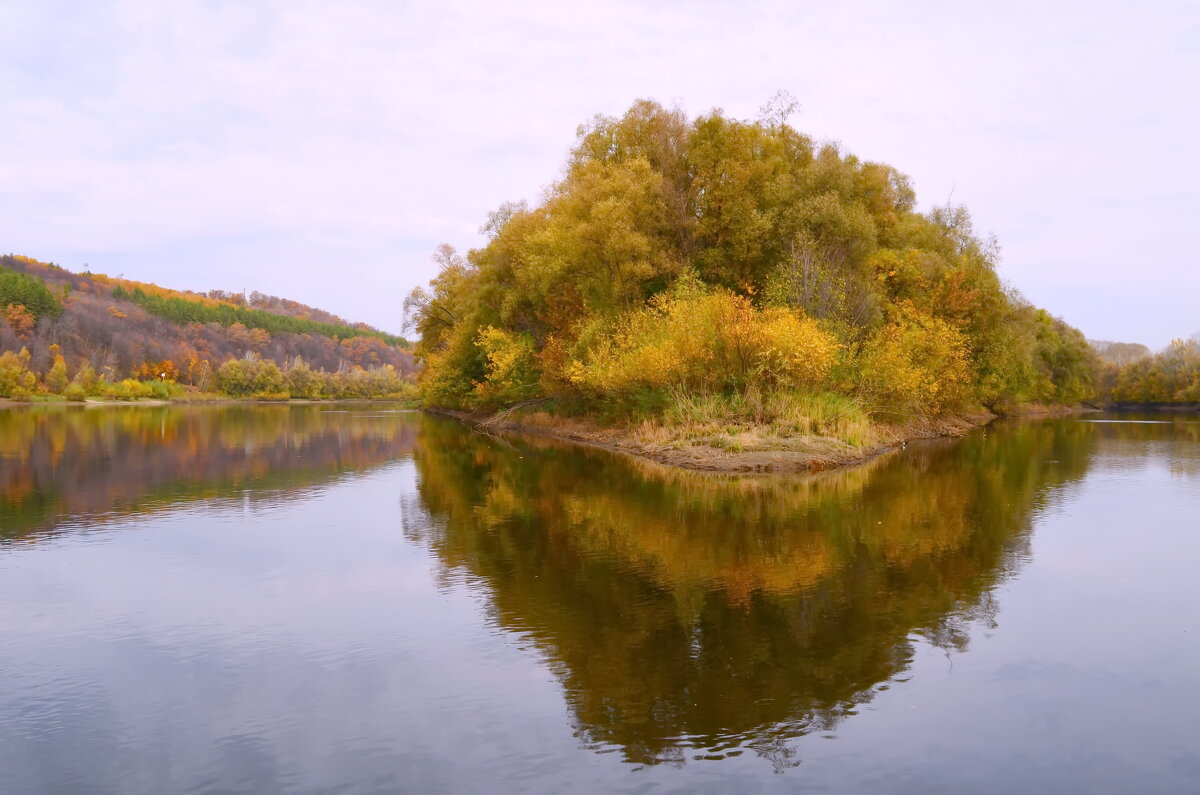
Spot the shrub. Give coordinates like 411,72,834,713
97,378,154,400
284,358,325,399
473,326,539,406
216,358,285,397
0,348,37,398
752,307,839,389
143,379,180,400
73,363,98,393
94,378,145,400
566,284,839,405
63,382,87,401
853,302,972,417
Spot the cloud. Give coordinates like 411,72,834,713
1,0,1197,346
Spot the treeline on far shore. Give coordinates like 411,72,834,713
1092,337,1200,404
0,345,415,402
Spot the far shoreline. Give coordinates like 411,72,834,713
0,397,417,409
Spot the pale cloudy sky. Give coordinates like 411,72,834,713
1,0,1196,347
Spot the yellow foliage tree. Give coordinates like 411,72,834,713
0,347,37,398
855,303,972,416
46,345,69,394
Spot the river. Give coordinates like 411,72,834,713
1,406,1197,793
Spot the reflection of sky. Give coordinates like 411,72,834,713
1,464,587,794
2,2,1198,346
2,424,1199,793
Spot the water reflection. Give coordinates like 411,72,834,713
0,405,417,539
406,416,1098,766
6,408,1197,791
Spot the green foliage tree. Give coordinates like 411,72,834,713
0,267,63,320
111,284,406,346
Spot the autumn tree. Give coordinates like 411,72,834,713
409,98,1096,420
4,304,37,339
46,344,69,393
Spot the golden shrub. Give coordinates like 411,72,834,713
855,302,972,416
752,307,838,388
473,326,539,406
568,287,839,399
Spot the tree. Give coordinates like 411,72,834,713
0,348,37,398
46,345,69,393
4,304,36,338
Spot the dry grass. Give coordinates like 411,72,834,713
632,386,880,452
477,388,992,473
507,387,879,454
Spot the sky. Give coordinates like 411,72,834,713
1,0,1197,348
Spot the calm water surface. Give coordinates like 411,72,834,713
1,406,1198,793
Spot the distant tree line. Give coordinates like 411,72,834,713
209,289,360,329
0,255,415,400
0,344,412,402
1094,337,1200,403
110,284,406,347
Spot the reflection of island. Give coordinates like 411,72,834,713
0,406,417,539
407,416,1097,768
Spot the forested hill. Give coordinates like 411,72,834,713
408,99,1096,423
0,254,413,387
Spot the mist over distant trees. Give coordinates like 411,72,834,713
1090,340,1151,368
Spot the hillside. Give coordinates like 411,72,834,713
0,254,414,399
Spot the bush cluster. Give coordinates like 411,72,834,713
564,283,838,406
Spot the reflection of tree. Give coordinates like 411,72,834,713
407,416,1096,766
0,406,416,539
1078,416,1200,478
